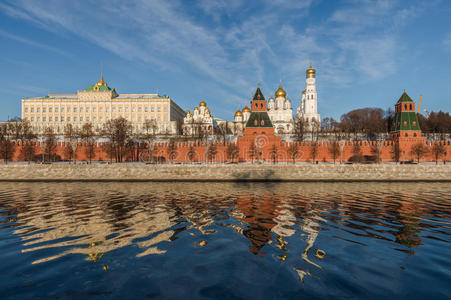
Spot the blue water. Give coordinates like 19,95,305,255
0,182,450,299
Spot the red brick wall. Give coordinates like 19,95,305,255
8,139,451,163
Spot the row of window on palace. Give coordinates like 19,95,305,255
31,123,170,133
23,104,168,113
24,115,169,123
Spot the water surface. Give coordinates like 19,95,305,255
0,182,450,299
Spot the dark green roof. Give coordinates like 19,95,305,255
253,86,265,100
392,111,421,131
84,85,114,92
245,111,273,128
397,92,413,103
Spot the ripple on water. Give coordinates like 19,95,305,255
0,182,450,298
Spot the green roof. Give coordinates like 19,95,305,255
253,86,265,100
245,111,273,128
84,85,114,92
392,111,421,131
397,92,413,103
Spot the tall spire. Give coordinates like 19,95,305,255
100,61,103,81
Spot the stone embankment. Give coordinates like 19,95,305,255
0,163,450,182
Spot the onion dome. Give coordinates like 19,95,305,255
242,105,251,113
205,108,210,115
306,61,316,78
186,109,192,115
199,100,207,107
194,106,199,111
275,83,287,98
235,109,243,117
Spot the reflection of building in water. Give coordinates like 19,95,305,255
271,206,297,255
11,191,177,264
234,195,281,255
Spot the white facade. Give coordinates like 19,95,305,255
297,63,321,127
182,100,215,136
268,83,294,134
21,77,185,135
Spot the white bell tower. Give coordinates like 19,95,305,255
297,62,321,126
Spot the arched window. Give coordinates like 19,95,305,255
254,120,258,125
413,133,417,137
255,103,258,108
261,120,264,125
405,133,408,137
260,103,263,109
404,104,407,110
410,104,412,110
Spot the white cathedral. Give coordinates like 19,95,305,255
182,63,320,136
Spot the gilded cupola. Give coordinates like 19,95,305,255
306,61,316,78
275,82,287,98
235,109,243,117
199,100,207,107
242,105,251,113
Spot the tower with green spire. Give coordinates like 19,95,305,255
390,91,425,143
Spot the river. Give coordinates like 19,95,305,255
0,182,450,299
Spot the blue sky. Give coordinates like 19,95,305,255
0,0,450,122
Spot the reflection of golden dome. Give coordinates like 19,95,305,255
200,100,207,107
243,105,251,113
235,109,243,117
95,76,108,86
194,106,199,111
275,83,286,98
306,62,316,78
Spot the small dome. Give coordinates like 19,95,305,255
199,100,207,107
242,105,251,113
235,109,243,117
95,75,108,87
275,83,287,98
186,109,192,115
306,62,316,78
194,106,199,111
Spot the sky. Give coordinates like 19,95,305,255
0,0,450,122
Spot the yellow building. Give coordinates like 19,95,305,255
21,76,185,135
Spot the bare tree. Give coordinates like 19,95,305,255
410,142,428,163
287,143,299,164
187,146,196,162
269,144,278,164
294,116,307,142
167,140,178,162
310,141,319,163
226,143,240,163
207,144,218,163
351,143,363,163
248,143,257,163
141,119,158,162
43,127,57,162
328,141,340,164
0,122,16,163
64,123,79,163
431,143,445,165
390,143,401,164
102,118,132,162
80,123,96,163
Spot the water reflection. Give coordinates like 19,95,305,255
0,182,450,297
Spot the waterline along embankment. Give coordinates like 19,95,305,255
0,164,450,182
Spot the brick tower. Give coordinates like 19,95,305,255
239,85,282,162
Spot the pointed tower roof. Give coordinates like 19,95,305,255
253,84,265,100
397,91,414,103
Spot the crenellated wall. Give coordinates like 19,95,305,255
6,139,451,163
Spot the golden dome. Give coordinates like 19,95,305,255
235,109,243,117
199,100,207,107
95,75,108,86
186,109,192,115
194,106,199,111
275,82,287,98
306,62,316,78
242,105,251,113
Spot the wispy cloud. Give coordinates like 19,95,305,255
0,0,438,108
